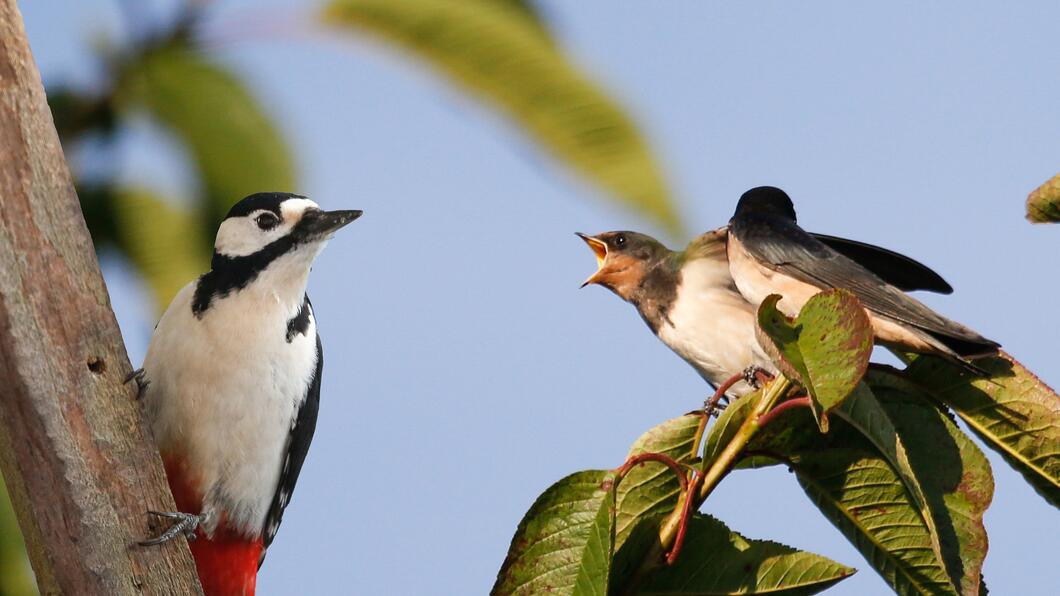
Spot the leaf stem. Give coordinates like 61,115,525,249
613,452,689,492
622,375,793,592
756,396,811,429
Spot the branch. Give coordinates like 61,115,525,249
0,2,202,592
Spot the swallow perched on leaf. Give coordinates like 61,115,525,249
726,186,999,369
577,223,953,397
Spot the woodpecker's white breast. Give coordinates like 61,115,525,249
656,256,775,396
142,270,318,538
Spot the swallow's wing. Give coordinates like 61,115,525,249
684,226,729,261
733,216,995,349
811,233,952,294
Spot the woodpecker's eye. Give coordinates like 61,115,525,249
256,213,279,230
614,234,627,248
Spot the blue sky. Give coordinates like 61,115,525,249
22,1,1060,594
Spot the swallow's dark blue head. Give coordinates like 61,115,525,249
733,186,797,222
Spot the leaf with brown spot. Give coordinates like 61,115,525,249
757,289,874,431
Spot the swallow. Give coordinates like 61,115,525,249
726,186,999,369
577,223,954,397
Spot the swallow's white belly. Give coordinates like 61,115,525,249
657,259,775,397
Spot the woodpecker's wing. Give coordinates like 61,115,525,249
259,331,322,566
810,233,953,294
731,215,998,354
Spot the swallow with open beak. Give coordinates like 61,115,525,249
726,186,999,369
577,223,955,397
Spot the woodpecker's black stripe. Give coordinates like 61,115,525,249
286,296,312,342
260,330,322,566
223,192,304,220
192,236,299,317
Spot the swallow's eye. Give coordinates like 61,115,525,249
256,213,279,231
614,234,627,248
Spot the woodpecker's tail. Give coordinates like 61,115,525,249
189,531,263,596
162,454,262,596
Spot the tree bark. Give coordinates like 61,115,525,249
0,2,202,594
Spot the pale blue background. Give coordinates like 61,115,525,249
21,2,1060,594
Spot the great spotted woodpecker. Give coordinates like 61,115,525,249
134,192,361,595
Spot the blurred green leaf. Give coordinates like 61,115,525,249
1026,172,1060,223
756,290,874,431
901,352,1060,508
0,479,36,596
490,0,551,37
112,187,210,308
643,514,855,595
116,46,297,226
322,0,681,235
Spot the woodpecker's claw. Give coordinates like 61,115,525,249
124,369,150,400
139,511,202,546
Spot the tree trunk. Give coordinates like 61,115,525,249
0,2,202,594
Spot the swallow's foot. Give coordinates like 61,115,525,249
139,511,202,546
742,366,773,389
124,369,149,400
703,399,727,418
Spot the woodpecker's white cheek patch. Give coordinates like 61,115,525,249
214,213,287,257
279,198,319,221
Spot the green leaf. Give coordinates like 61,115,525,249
490,0,551,37
642,514,855,595
795,446,958,596
868,375,992,596
572,484,616,596
117,46,297,225
112,187,210,308
1026,172,1060,223
616,414,700,544
494,415,700,596
756,290,874,431
492,470,614,596
778,378,993,596
901,352,1060,507
321,0,681,235
702,387,761,468
0,480,36,596
832,383,948,587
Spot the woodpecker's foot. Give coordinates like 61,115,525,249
742,366,773,389
124,369,149,400
139,511,202,546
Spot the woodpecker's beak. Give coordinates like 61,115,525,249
297,209,363,241
576,232,608,288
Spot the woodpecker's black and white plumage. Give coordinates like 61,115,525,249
137,192,361,595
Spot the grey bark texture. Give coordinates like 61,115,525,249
0,1,202,593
